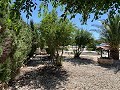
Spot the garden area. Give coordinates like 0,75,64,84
7,54,120,90
0,0,120,90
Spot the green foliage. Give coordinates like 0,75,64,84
39,10,74,65
1,0,119,85
75,29,93,48
28,0,120,23
0,6,32,85
0,58,11,83
13,28,32,67
100,15,120,47
74,29,93,57
56,19,74,46
0,0,35,86
4,0,119,24
27,20,38,61
57,0,120,23
98,14,120,60
36,24,45,50
0,18,33,83
87,38,97,51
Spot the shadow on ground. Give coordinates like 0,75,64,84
26,59,44,66
98,60,120,74
9,66,69,90
64,57,120,74
26,56,52,67
64,57,96,66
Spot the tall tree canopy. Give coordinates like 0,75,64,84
6,0,120,23
57,0,120,23
1,0,119,24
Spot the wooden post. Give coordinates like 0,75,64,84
101,48,102,58
108,50,110,58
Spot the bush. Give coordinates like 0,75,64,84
0,23,33,86
87,48,95,51
0,58,11,83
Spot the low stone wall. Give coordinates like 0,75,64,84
98,58,113,65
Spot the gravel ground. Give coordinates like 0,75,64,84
8,55,120,90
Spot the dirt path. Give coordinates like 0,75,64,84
8,55,120,90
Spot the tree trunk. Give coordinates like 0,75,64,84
110,48,119,60
74,47,83,58
54,49,62,66
74,52,80,58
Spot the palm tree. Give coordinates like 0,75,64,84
99,14,120,60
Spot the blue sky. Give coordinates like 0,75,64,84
21,2,108,39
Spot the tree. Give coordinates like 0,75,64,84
56,0,120,23
74,29,93,58
2,0,119,24
39,10,74,66
0,17,33,87
0,1,34,87
87,38,97,51
54,19,74,65
26,20,39,61
11,0,120,23
40,10,58,60
98,14,120,60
